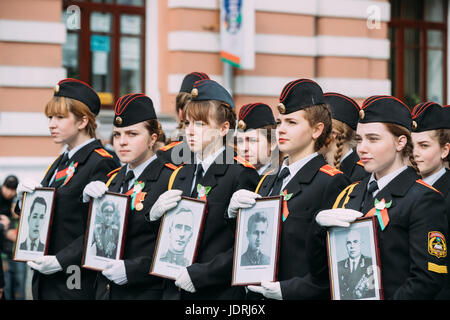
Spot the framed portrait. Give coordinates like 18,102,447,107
150,197,207,280
14,188,56,262
82,192,130,271
327,216,383,300
232,196,282,286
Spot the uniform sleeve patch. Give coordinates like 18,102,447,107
428,262,448,274
95,148,113,158
234,155,256,170
428,231,447,258
160,141,183,152
319,164,343,176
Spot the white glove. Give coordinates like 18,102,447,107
227,189,261,218
17,178,42,200
102,260,128,285
315,208,363,227
175,267,196,293
247,280,282,300
149,189,183,221
82,181,108,203
28,255,62,275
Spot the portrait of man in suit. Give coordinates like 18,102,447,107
160,208,194,266
338,229,375,299
20,196,47,252
241,211,270,266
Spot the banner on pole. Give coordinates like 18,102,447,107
220,0,255,70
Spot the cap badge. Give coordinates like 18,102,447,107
412,120,418,131
277,103,286,114
54,84,60,94
191,88,199,98
238,120,246,130
359,109,365,120
115,116,123,125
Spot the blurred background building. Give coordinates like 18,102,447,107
0,0,448,182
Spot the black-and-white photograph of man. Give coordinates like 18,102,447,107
20,196,46,252
337,229,375,300
241,211,270,267
159,208,194,267
92,200,120,259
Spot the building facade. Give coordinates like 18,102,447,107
0,0,448,181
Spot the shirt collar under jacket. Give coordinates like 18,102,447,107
423,166,447,187
125,154,157,185
340,148,353,163
368,165,408,197
66,138,96,160
279,152,319,190
195,146,226,176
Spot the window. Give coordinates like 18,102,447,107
62,0,145,109
389,0,447,106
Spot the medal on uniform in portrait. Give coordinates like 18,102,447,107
280,189,293,222
55,161,79,186
126,181,146,211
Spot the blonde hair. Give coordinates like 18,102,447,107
45,96,97,138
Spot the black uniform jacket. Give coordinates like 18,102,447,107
157,140,194,166
256,154,350,300
34,139,118,300
340,149,369,183
331,167,448,299
433,168,450,300
165,147,259,300
95,156,174,300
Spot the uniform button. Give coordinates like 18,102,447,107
106,284,110,290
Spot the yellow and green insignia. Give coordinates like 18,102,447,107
428,231,447,258
95,148,113,158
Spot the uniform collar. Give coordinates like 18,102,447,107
281,152,318,181
66,138,96,159
126,154,157,181
195,146,225,175
423,167,447,186
368,165,408,197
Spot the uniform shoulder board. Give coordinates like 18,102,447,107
234,155,256,170
356,160,364,167
160,141,183,152
107,167,121,177
416,179,443,195
165,163,179,171
95,148,113,158
320,164,343,176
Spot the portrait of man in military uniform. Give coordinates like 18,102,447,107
159,208,194,266
240,211,270,267
337,229,375,300
92,200,120,259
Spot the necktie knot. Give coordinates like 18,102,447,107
57,153,69,171
278,167,290,180
270,167,290,196
368,180,379,194
121,170,135,193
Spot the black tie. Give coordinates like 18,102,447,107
121,170,135,193
191,164,204,198
361,180,379,214
270,167,290,196
31,241,36,251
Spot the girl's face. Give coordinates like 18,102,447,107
48,111,87,147
113,122,157,169
356,122,406,178
276,110,320,160
185,114,229,156
236,129,273,167
412,130,449,178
